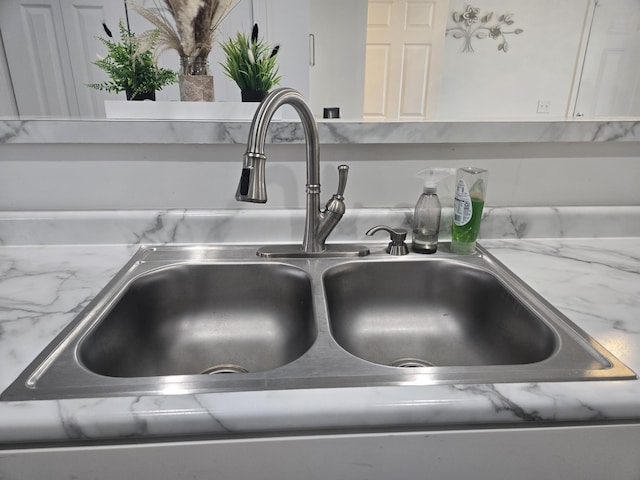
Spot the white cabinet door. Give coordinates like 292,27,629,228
309,0,368,120
251,0,310,107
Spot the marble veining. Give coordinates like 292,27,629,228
591,120,640,142
0,120,26,143
2,119,640,145
0,231,639,446
449,384,547,423
0,206,638,247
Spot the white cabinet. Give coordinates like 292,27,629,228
1,424,639,479
309,0,368,120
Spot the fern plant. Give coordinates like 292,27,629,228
88,21,177,99
220,24,281,93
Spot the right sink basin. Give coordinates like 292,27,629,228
324,260,557,368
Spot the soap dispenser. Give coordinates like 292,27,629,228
412,168,454,254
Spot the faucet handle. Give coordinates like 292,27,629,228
324,165,349,217
336,165,349,198
366,225,410,256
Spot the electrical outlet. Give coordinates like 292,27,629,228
537,100,551,114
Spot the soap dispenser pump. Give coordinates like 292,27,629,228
412,168,454,254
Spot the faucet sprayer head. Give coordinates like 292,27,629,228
235,152,267,203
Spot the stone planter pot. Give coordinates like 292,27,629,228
179,56,214,102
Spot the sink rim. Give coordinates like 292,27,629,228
1,243,635,401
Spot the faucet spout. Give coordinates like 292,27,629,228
236,88,320,201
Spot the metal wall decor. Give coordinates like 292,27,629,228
446,5,524,53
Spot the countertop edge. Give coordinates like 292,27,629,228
2,119,640,145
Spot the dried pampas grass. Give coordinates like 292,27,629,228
128,0,239,61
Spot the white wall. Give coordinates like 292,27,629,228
438,0,590,119
0,141,638,210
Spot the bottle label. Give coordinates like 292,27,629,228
453,179,472,226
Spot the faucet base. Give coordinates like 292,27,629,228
257,244,370,258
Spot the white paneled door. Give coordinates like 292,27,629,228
574,0,640,117
59,0,126,117
363,0,448,121
0,0,124,118
0,27,18,116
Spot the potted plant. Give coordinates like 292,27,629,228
88,20,177,100
129,0,239,102
220,24,282,102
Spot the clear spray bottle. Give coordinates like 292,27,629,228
412,168,454,254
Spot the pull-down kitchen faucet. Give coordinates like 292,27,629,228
236,87,368,258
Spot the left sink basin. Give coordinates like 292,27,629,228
79,263,316,377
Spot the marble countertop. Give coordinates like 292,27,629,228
2,118,640,145
1,207,639,447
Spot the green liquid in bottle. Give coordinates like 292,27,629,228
452,197,485,249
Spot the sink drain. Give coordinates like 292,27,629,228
199,364,249,375
391,358,435,368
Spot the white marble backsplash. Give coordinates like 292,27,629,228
1,118,640,145
0,206,637,246
480,206,640,239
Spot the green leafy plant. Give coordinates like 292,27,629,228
220,24,282,92
88,20,177,98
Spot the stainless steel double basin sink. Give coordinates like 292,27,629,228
3,243,635,401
